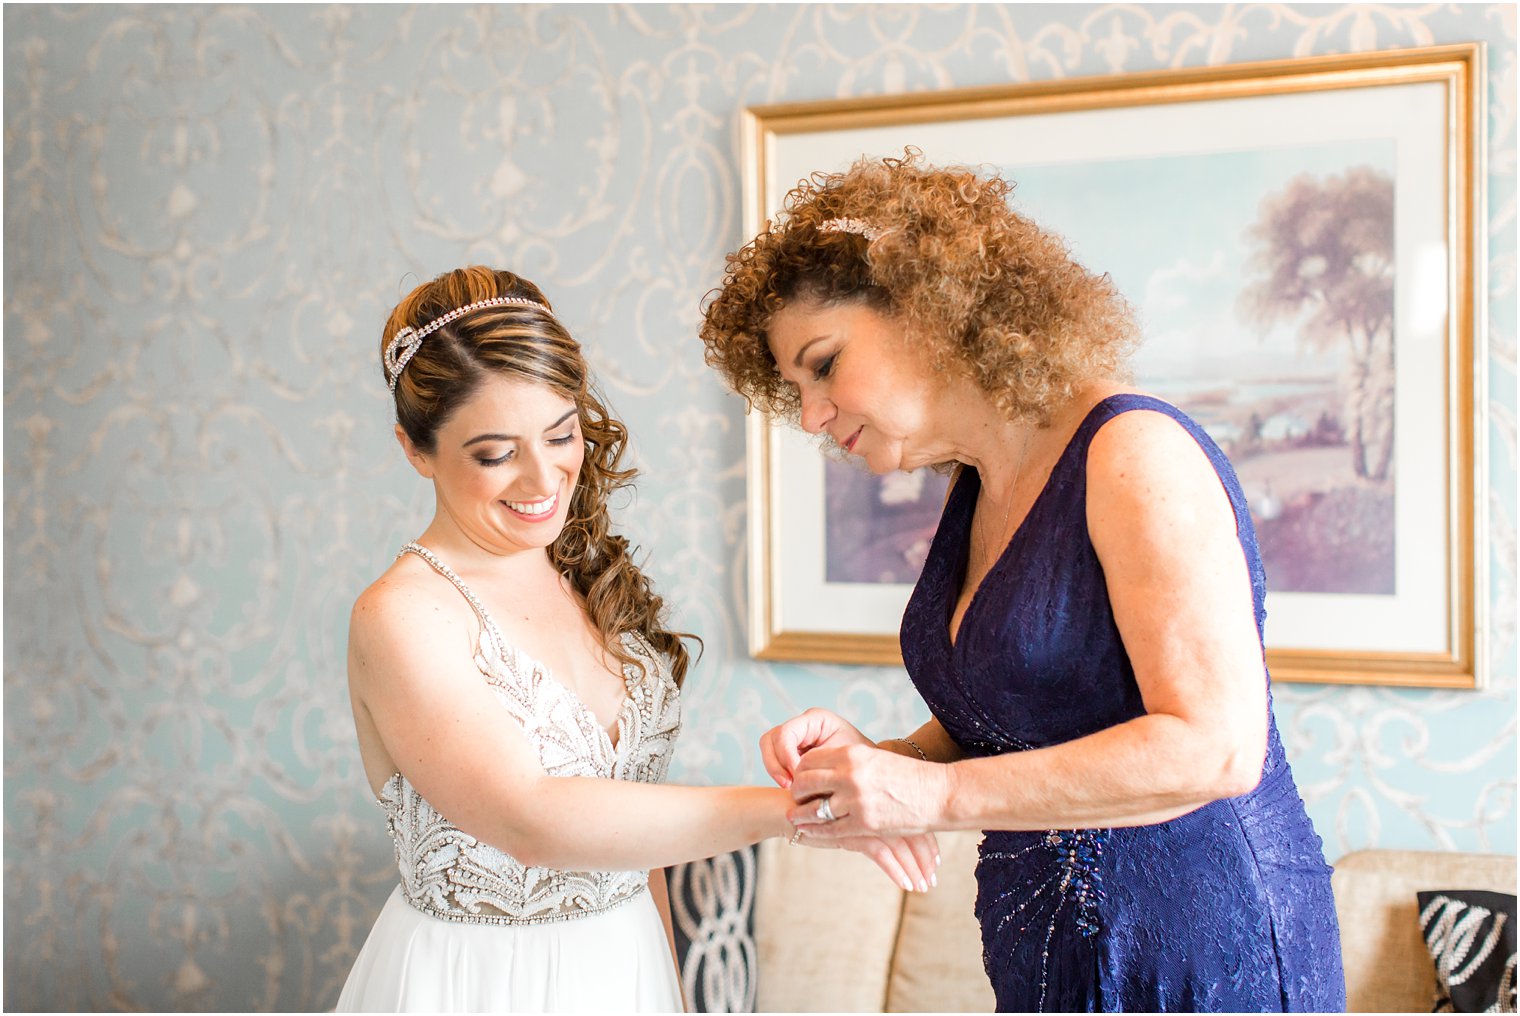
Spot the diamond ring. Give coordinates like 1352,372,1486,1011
815,797,836,823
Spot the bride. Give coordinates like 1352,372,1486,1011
337,266,938,1012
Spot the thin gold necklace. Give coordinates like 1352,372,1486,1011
975,426,1034,572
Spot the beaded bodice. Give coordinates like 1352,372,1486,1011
377,542,682,926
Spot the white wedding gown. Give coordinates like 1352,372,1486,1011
337,543,684,1012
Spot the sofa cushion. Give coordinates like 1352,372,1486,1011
1333,850,1517,1013
1416,889,1517,1013
754,838,906,1012
884,829,995,1012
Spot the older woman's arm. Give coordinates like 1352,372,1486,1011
878,720,966,764
788,409,1268,836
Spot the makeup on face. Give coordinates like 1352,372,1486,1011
421,376,587,554
767,299,943,475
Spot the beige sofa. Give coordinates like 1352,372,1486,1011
1332,848,1516,1012
752,830,1516,1013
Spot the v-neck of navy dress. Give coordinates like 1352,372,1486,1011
899,394,1345,1012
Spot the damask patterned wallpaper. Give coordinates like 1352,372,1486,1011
3,4,1514,1011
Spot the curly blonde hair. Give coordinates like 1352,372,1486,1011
700,149,1139,424
384,266,698,686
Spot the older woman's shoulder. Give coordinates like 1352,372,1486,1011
1083,390,1234,524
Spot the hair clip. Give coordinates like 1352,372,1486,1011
818,217,883,242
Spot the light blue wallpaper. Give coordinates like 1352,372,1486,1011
4,4,1514,1011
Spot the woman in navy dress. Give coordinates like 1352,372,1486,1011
699,151,1345,1012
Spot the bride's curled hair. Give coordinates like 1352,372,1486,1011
382,265,697,686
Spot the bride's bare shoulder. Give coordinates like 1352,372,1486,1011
350,554,468,652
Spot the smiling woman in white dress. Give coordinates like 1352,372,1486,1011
337,265,939,1013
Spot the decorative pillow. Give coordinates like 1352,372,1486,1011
667,846,758,1013
1417,889,1517,1013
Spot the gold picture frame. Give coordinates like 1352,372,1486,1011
743,44,1486,688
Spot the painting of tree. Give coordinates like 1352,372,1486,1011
1004,147,1398,595
1238,167,1396,482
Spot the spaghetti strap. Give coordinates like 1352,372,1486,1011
397,541,506,658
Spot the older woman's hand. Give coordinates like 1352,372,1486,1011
786,744,952,840
758,708,873,789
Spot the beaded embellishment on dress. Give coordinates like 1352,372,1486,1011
979,829,1107,1010
376,542,682,925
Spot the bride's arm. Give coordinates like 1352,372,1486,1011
348,578,933,888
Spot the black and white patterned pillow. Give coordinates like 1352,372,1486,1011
667,847,758,1013
1418,889,1517,1013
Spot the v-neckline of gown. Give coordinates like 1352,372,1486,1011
477,620,638,756
375,625,638,807
944,396,1116,651
402,541,638,756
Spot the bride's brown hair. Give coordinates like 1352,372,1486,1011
383,265,697,686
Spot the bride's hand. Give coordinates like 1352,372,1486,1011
759,708,872,789
793,829,941,893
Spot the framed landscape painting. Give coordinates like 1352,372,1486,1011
743,44,1485,687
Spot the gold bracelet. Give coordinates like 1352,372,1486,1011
885,737,929,761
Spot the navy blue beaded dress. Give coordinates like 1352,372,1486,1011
900,394,1344,1013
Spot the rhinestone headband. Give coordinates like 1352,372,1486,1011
818,217,883,242
385,295,558,393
